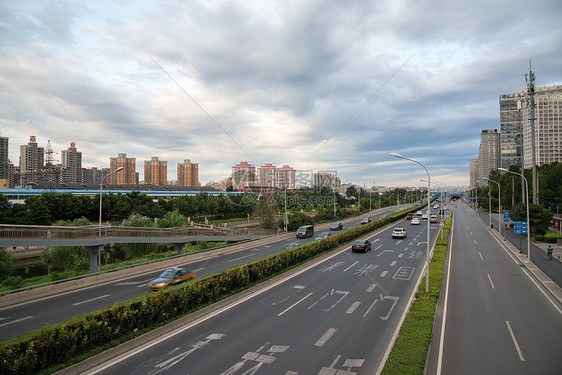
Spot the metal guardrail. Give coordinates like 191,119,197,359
0,224,277,241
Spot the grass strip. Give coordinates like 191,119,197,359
381,218,451,375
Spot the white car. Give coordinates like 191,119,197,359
422,214,428,220
392,227,407,239
411,218,421,225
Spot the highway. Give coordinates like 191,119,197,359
82,210,443,374
426,202,562,374
0,206,404,342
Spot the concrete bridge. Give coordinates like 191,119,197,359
0,224,277,273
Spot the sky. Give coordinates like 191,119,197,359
1,0,561,189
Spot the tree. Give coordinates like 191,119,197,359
23,196,51,225
0,248,14,281
157,210,187,228
254,195,277,229
41,246,89,272
0,193,9,223
346,186,358,199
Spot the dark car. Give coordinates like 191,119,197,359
360,217,372,225
148,267,195,291
330,222,343,231
351,239,371,253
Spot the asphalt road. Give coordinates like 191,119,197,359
0,206,404,342
426,202,562,374
84,212,442,374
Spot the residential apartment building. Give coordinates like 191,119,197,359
258,163,278,187
19,136,44,185
313,171,340,191
144,156,167,185
232,162,256,190
470,158,481,189
277,165,296,190
499,92,524,169
177,159,199,186
61,142,82,183
109,153,136,184
0,133,9,182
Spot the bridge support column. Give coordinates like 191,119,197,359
174,243,187,256
85,245,104,274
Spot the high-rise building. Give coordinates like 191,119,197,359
144,156,167,185
258,163,278,187
521,85,562,168
0,133,8,181
277,165,296,190
313,171,339,190
232,162,256,190
61,142,82,183
499,92,525,169
470,158,481,189
109,153,136,185
500,84,562,169
478,129,500,183
82,167,108,185
177,159,199,186
19,136,44,185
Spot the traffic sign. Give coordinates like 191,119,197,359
503,211,509,223
445,193,452,198
420,200,423,205
514,221,528,234
445,209,450,217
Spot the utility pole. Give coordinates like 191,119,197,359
525,60,538,204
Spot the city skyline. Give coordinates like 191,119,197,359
1,1,561,187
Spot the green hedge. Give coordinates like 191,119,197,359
0,205,422,375
382,218,451,374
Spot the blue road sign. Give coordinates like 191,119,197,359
503,211,509,223
445,193,452,198
458,193,464,197
420,200,423,205
514,221,528,234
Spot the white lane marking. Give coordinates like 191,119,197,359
487,274,495,289
390,261,397,266
374,244,383,251
479,252,483,261
344,261,359,272
192,268,204,272
346,302,361,314
315,328,337,347
228,254,254,262
380,296,399,320
363,298,379,318
0,316,33,328
506,321,525,361
398,253,404,258
278,292,313,317
72,294,110,306
114,281,145,286
366,284,377,293
380,271,388,277
473,239,477,246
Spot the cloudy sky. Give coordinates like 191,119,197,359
1,0,561,188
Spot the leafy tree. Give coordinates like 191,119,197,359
346,186,358,199
254,195,277,229
0,248,14,281
121,213,157,258
0,193,9,223
122,213,155,227
23,196,51,225
157,210,187,228
41,246,89,272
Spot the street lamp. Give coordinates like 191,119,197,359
483,177,501,238
390,152,431,293
477,179,491,229
499,168,531,262
99,167,124,236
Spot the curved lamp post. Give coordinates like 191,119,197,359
483,177,501,238
499,168,530,262
390,152,431,292
99,167,124,236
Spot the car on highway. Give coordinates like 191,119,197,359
148,267,195,291
285,242,300,250
433,204,440,209
416,210,423,216
296,225,314,238
422,213,428,220
411,217,421,225
315,232,332,240
351,239,371,253
392,227,407,239
430,214,438,223
360,217,372,224
330,222,343,231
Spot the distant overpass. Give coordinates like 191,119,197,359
0,224,277,273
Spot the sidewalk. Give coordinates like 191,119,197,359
533,241,562,262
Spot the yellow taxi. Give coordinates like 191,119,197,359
148,267,196,291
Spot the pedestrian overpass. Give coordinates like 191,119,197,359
0,224,276,274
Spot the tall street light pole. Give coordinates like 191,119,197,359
99,167,124,236
499,168,531,262
390,152,431,293
483,177,502,238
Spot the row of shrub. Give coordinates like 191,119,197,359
0,205,423,375
382,216,451,374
